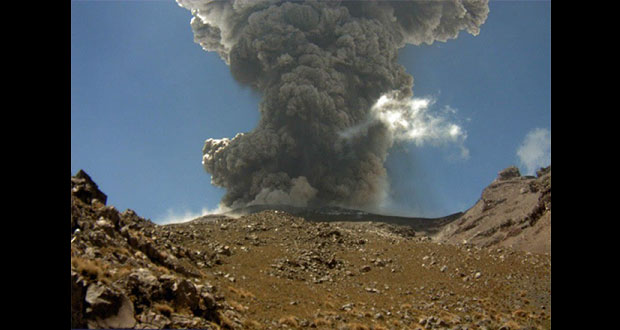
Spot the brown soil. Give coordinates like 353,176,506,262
166,211,551,329
70,168,551,329
435,166,551,255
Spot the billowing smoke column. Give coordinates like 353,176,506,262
176,0,489,210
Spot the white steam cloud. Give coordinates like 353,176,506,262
517,128,551,175
157,204,232,225
340,92,469,159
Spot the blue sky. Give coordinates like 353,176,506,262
71,0,550,224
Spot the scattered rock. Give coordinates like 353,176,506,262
435,166,551,254
216,245,232,256
536,166,550,177
496,166,521,181
341,303,354,311
365,287,379,293
137,310,171,329
70,170,551,330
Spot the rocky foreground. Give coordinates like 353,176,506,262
70,168,550,329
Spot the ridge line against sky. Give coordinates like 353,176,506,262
71,0,550,224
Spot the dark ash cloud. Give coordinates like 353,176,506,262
177,0,489,210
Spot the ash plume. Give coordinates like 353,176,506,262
176,0,489,211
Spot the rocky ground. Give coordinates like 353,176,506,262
434,166,551,255
70,168,551,329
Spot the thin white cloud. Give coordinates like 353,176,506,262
156,204,231,225
517,128,551,175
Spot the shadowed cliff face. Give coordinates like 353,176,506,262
175,0,489,210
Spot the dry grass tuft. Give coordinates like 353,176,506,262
153,302,174,317
439,311,461,324
345,307,367,318
155,264,171,274
400,303,413,310
241,319,264,329
388,319,401,327
278,315,299,327
500,320,523,330
341,322,370,330
218,311,237,329
71,257,105,281
323,300,336,310
228,286,256,299
228,300,247,312
100,245,131,257
312,318,331,327
110,265,133,282
512,309,528,318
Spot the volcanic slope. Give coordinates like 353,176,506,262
434,166,551,255
71,170,551,329
213,204,463,237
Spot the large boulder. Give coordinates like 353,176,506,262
127,268,162,305
84,282,137,329
174,279,201,312
96,205,122,229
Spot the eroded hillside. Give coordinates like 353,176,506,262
70,170,550,329
434,166,551,255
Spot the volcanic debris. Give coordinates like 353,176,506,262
71,168,550,329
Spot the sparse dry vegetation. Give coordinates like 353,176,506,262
228,285,256,299
340,322,370,330
71,256,105,281
228,300,247,313
71,169,551,330
312,317,332,327
241,318,264,329
153,302,174,317
217,310,237,329
278,315,299,327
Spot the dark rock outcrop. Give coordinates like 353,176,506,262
71,169,107,205
70,170,226,329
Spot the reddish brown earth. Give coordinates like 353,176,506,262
70,167,551,329
434,166,551,255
